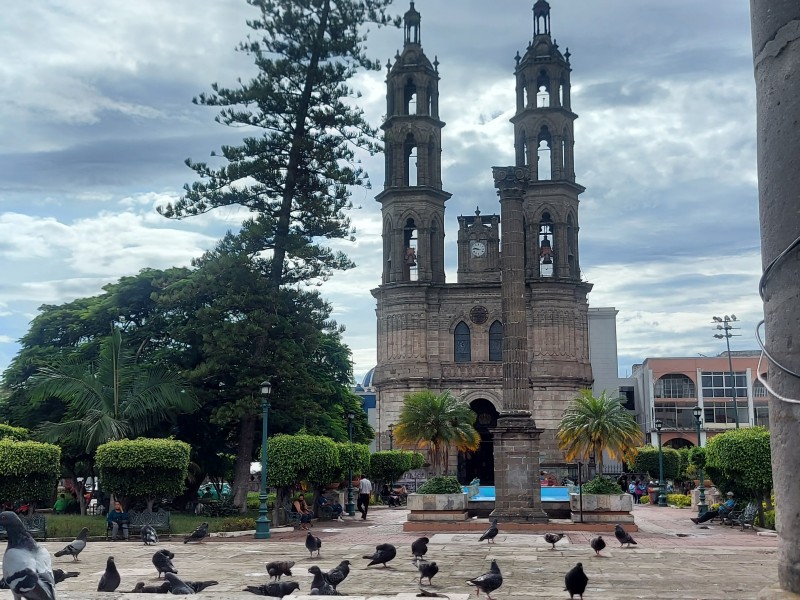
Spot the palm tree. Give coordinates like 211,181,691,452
29,327,198,455
393,390,480,475
557,389,642,475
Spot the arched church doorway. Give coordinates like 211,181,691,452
458,399,499,485
665,438,694,450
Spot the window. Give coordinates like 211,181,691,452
654,374,696,399
755,404,770,428
703,401,748,425
653,403,696,429
454,321,471,363
701,371,747,398
489,321,502,362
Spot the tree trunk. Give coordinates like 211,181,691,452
232,414,257,514
750,1,800,592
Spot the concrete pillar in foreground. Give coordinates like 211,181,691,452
750,1,800,596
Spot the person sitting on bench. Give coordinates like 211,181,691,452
691,491,735,524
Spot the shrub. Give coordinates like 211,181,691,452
369,450,423,485
632,445,681,480
337,442,371,481
581,476,623,495
705,427,771,503
266,434,340,487
0,424,30,441
689,446,706,470
417,476,463,494
667,493,691,508
96,438,191,503
758,509,775,530
0,439,61,504
219,516,256,531
639,494,650,505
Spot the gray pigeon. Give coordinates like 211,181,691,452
478,519,499,544
309,565,340,595
53,569,80,584
129,580,171,593
544,532,564,550
165,572,195,595
0,511,56,600
54,527,89,561
152,549,177,578
416,589,449,597
266,560,295,580
564,562,589,599
590,535,606,556
411,536,429,560
305,530,322,557
326,560,351,589
97,555,121,592
614,523,637,547
141,524,159,545
185,580,219,593
244,581,301,597
363,543,397,567
415,559,438,585
184,522,208,543
466,559,502,600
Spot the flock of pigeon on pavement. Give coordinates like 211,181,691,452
0,509,639,598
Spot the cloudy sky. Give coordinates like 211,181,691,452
1,0,761,383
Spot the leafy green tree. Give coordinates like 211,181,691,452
557,390,642,475
0,439,61,510
96,438,191,511
29,327,198,456
631,445,681,481
394,390,480,476
159,0,396,286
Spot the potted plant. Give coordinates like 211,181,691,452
569,476,634,523
407,476,469,520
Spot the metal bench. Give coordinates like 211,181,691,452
0,515,47,540
729,501,759,531
106,509,171,540
279,503,303,529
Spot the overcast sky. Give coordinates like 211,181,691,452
1,0,761,383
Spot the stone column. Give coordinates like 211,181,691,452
751,2,800,596
491,166,548,523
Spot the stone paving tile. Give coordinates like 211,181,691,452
0,504,782,599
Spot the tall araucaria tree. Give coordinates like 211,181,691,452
159,0,398,285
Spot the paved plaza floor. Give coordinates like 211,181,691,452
0,504,783,599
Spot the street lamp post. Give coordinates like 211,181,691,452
655,419,667,507
254,380,272,539
388,423,394,451
693,406,708,516
346,411,356,517
712,314,740,429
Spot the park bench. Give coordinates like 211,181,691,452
0,514,48,540
105,509,171,540
728,501,759,531
279,503,303,529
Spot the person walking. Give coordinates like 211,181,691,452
357,474,373,520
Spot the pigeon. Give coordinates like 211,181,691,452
244,581,301,597
544,532,564,550
0,510,56,600
141,524,159,545
129,580,171,593
479,519,499,544
614,523,637,547
305,530,322,557
363,543,397,567
411,536,429,560
564,562,589,599
184,522,208,543
309,565,340,595
590,535,606,556
185,580,219,593
54,527,89,561
97,555,121,592
165,572,195,595
466,559,503,600
266,560,295,580
152,549,178,578
417,589,449,598
415,559,439,585
53,568,80,584
326,560,351,589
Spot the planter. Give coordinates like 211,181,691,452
569,493,634,524
407,493,469,522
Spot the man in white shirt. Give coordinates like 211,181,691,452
357,474,373,520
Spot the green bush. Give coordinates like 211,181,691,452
705,427,771,503
667,493,691,508
0,439,61,504
96,438,191,501
369,450,422,484
410,452,425,469
758,509,775,530
0,424,30,441
266,434,340,487
689,446,706,470
417,476,463,494
337,442,371,481
639,494,650,505
632,445,681,480
581,476,623,495
218,516,256,531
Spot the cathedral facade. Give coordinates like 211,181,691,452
371,1,593,484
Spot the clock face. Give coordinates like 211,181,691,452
470,241,486,257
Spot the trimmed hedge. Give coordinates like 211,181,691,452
96,438,190,500
416,476,462,494
0,424,30,441
632,445,681,480
0,439,61,504
337,442,371,481
581,476,623,495
266,434,340,487
369,450,424,484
